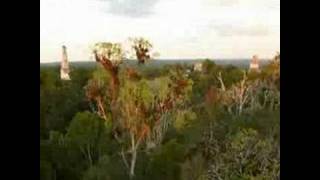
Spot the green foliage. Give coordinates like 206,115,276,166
148,76,171,101
67,112,104,146
223,65,244,88
82,155,128,180
146,139,185,180
229,129,279,179
66,111,109,166
181,153,207,180
229,110,280,138
40,67,92,137
40,160,53,180
204,127,279,180
174,110,197,131
119,79,154,109
92,65,111,86
40,60,279,180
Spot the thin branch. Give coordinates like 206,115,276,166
120,149,130,170
216,72,226,92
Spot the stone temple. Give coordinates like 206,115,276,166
60,45,71,80
193,62,203,72
249,55,260,72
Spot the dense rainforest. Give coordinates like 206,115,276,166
40,43,280,180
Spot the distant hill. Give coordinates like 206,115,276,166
40,59,270,69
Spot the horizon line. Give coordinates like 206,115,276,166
40,58,272,63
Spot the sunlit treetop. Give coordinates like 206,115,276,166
128,37,159,64
92,42,125,66
130,37,152,49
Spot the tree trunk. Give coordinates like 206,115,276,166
217,72,226,92
121,149,129,170
239,103,243,115
96,96,107,120
130,149,137,179
110,71,119,101
238,95,243,115
87,145,93,166
128,133,138,179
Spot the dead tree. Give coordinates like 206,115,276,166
216,71,252,115
216,71,226,92
230,71,251,115
216,71,234,114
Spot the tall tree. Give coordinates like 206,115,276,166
130,37,153,64
93,42,124,101
117,72,192,178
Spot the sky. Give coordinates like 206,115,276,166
40,0,280,62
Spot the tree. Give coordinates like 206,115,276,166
206,128,280,179
146,139,186,180
40,160,54,180
116,73,192,178
40,67,92,136
217,71,253,115
181,153,207,180
85,79,108,120
41,56,280,180
130,37,153,64
43,131,85,180
93,42,124,101
66,111,106,166
82,155,128,180
87,40,193,178
264,52,280,90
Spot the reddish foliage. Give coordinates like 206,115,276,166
94,51,120,101
174,79,188,96
139,123,150,140
126,67,141,80
205,86,219,105
134,44,150,64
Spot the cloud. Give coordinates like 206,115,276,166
41,0,279,61
213,24,270,36
101,0,160,18
217,0,239,6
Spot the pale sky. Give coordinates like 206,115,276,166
40,0,280,62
